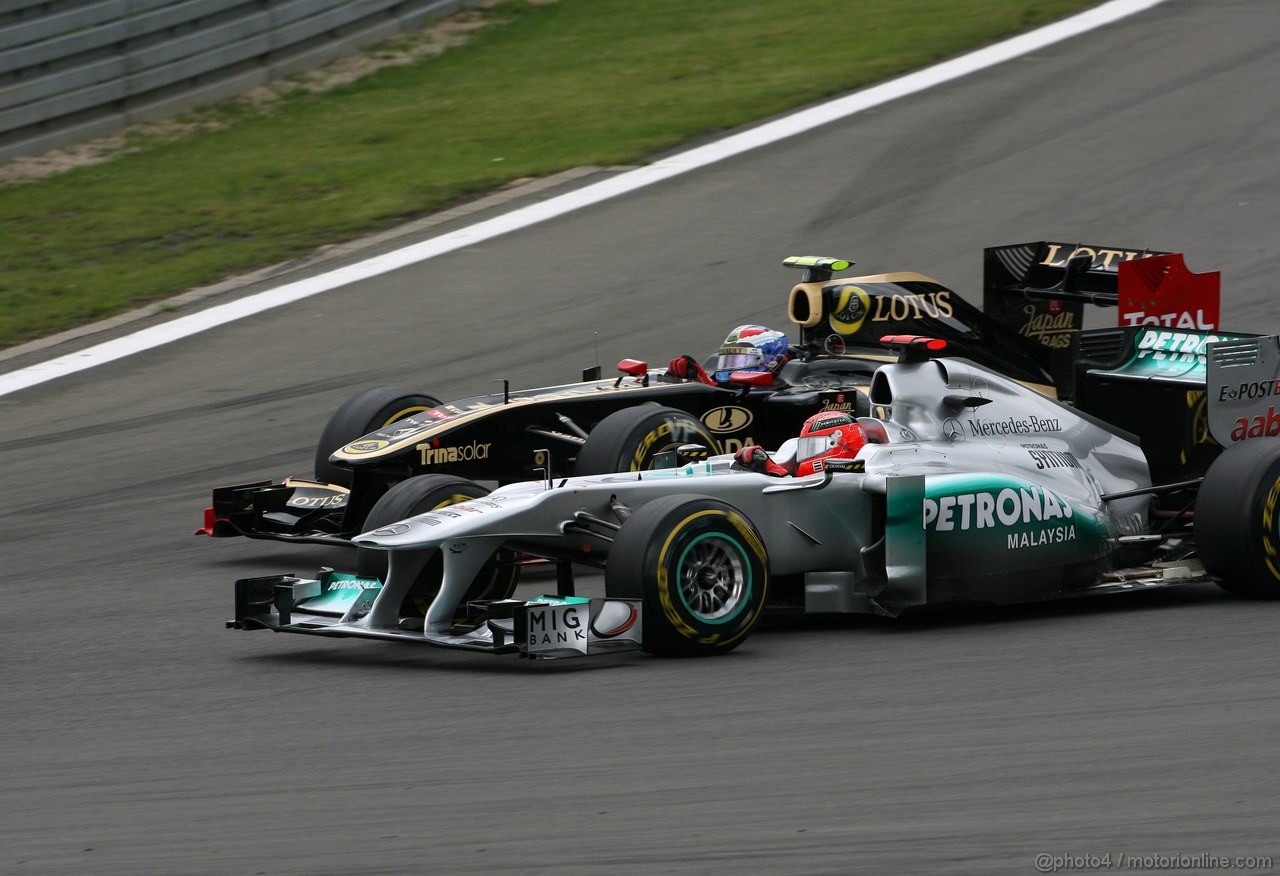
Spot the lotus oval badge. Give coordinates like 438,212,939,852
372,523,411,536
828,285,871,336
344,439,389,454
701,406,753,434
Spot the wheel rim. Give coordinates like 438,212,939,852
676,533,750,623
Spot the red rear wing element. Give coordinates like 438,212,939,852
1118,253,1220,331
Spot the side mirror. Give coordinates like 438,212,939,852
729,370,774,387
617,359,648,377
653,444,711,470
676,444,710,465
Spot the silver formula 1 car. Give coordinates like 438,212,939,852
230,334,1280,659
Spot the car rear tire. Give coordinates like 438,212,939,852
356,475,520,617
605,494,768,657
574,406,718,475
314,386,441,487
1196,439,1280,598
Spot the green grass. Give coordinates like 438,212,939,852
0,0,1095,349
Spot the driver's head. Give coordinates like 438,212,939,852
713,325,789,383
793,411,866,476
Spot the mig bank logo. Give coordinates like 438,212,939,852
526,602,588,655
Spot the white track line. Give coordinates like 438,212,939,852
0,0,1168,398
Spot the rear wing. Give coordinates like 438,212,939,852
783,258,1053,386
1072,326,1248,477
983,242,1220,390
1206,335,1280,446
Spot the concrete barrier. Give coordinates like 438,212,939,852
0,0,481,162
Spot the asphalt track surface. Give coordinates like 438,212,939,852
4,2,1280,873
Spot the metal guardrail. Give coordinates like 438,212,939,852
0,0,480,162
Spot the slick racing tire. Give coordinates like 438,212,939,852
606,495,768,657
356,475,520,617
315,386,441,487
574,406,718,475
1196,439,1280,599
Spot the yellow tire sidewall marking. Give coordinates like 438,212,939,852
654,508,768,645
381,405,432,427
1263,476,1280,582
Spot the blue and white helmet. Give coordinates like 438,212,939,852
713,325,789,383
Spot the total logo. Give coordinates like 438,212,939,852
923,484,1074,533
417,440,492,466
1121,309,1214,330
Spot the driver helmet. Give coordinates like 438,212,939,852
713,325,789,383
793,411,866,476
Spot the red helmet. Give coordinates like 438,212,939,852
793,412,865,476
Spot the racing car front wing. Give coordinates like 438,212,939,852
229,570,642,659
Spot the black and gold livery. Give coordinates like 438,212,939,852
202,359,881,542
982,240,1169,391
201,244,1162,544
